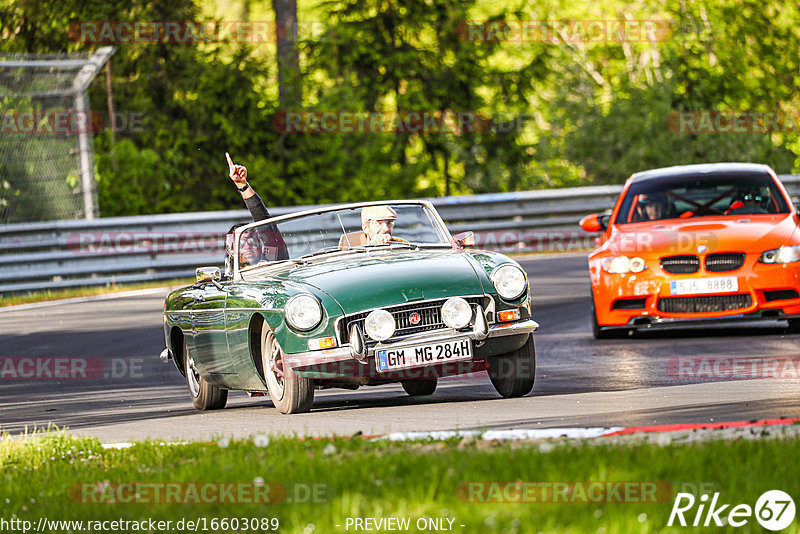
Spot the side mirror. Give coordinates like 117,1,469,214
196,266,221,283
452,231,475,249
579,214,607,232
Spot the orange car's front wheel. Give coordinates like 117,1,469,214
591,295,628,339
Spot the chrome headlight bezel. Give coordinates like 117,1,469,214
441,297,473,329
490,264,528,301
285,294,323,331
364,309,396,341
760,245,800,264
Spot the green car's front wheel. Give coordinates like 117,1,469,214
488,334,536,398
183,338,228,411
262,329,314,414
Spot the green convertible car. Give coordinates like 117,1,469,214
160,201,538,413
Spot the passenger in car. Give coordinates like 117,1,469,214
226,152,272,221
225,152,288,260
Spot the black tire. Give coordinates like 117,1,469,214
787,319,800,334
401,378,438,396
591,298,624,339
592,304,613,339
183,338,227,411
488,334,536,398
262,329,314,414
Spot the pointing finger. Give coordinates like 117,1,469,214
225,152,234,172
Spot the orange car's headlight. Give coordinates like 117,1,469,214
601,255,647,274
760,246,800,264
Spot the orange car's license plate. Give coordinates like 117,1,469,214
670,277,738,295
376,338,472,372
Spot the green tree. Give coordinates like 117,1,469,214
299,0,548,196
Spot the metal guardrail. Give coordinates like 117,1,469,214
1,177,799,295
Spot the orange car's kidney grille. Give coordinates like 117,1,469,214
705,253,745,272
657,294,752,313
660,255,700,274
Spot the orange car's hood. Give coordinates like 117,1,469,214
603,214,800,256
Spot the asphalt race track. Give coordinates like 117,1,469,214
2,252,800,442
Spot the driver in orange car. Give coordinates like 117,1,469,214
635,193,673,221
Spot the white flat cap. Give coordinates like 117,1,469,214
361,205,398,224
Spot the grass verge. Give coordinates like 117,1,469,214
1,428,799,533
0,279,193,308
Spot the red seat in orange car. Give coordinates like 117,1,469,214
725,200,745,215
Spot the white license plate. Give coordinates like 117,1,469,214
376,338,472,372
669,277,738,295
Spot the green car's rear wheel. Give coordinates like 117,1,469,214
488,334,536,398
262,329,314,414
183,338,227,411
401,378,437,396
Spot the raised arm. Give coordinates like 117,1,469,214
226,152,271,221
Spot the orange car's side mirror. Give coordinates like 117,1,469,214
579,213,606,232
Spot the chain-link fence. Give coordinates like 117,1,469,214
0,47,113,224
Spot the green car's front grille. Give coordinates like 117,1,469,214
339,296,486,343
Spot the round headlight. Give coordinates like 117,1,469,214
629,257,646,273
285,294,323,331
490,264,527,300
364,309,395,341
441,297,473,329
610,256,630,273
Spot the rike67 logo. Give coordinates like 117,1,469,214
668,490,795,530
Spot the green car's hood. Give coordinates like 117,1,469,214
268,249,486,314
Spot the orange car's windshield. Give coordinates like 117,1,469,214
615,173,790,224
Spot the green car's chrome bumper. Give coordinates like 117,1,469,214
283,318,539,372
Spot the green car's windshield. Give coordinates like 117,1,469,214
236,203,450,269
615,173,790,224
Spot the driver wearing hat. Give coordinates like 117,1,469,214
339,205,404,248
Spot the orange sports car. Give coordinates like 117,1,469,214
579,163,800,338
